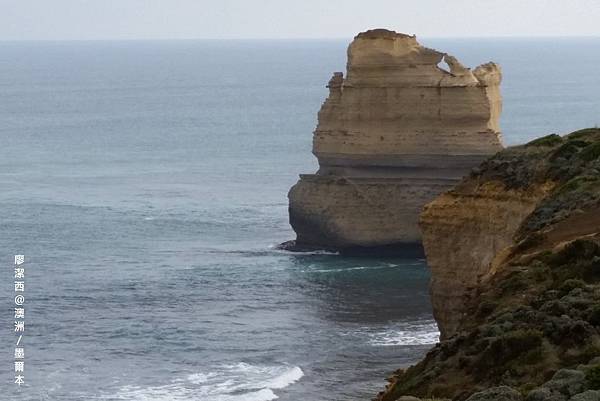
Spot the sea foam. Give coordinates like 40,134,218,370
106,363,303,401
368,321,440,346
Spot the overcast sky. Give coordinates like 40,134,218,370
2,0,599,40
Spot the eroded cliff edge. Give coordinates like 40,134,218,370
378,128,600,401
286,29,503,253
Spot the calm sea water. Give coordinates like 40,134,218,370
0,38,599,401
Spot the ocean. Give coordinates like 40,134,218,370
0,38,599,401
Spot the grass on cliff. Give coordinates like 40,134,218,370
382,236,600,400
517,128,600,235
525,133,564,147
379,128,600,401
579,142,600,162
567,127,600,141
471,127,600,193
587,365,600,390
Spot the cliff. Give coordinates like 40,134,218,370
377,128,600,401
285,29,503,253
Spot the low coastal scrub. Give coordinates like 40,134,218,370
525,133,563,147
579,142,600,162
587,365,600,390
377,129,600,401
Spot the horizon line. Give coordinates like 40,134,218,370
1,34,600,42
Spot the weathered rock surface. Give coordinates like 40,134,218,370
421,129,600,339
287,29,503,252
376,128,600,401
420,172,552,338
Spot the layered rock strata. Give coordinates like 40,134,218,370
377,128,600,401
287,29,503,252
420,180,552,339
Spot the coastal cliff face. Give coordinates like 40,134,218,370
421,177,552,339
287,29,503,252
378,128,600,401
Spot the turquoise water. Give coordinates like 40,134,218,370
0,38,599,401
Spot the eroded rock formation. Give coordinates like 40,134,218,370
420,180,552,339
377,128,600,401
287,29,503,252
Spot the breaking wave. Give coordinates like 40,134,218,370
106,363,304,401
368,321,440,346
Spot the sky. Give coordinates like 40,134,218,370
1,0,599,40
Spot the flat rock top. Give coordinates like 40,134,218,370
354,29,415,40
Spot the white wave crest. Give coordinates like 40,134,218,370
368,321,440,346
270,248,340,256
302,264,398,273
105,363,303,401
261,366,304,390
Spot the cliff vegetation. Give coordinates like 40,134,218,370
378,128,600,401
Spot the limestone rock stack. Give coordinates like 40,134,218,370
287,29,504,252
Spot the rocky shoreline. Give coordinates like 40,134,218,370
278,238,425,257
281,29,600,401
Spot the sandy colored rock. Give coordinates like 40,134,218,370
287,29,503,252
420,180,551,338
376,128,600,401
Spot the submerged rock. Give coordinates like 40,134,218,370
286,29,503,253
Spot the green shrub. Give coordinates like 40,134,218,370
505,330,544,352
581,344,600,361
526,134,563,147
499,272,530,292
548,239,600,268
519,382,537,395
559,279,586,294
579,142,600,162
583,256,600,282
589,305,600,327
586,365,600,390
458,356,471,369
478,300,499,317
568,128,600,141
476,329,544,371
550,142,582,161
556,175,599,194
568,139,594,148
